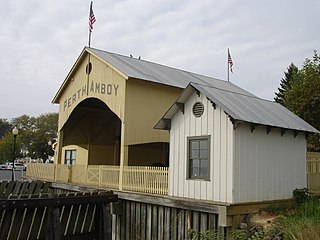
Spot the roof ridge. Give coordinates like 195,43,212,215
88,47,226,83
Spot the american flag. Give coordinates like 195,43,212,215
89,1,96,33
228,49,233,73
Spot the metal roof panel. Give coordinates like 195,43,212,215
191,83,319,133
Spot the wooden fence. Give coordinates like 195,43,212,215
110,198,220,240
26,164,168,195
307,151,320,194
0,181,118,240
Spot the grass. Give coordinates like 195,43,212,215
274,198,320,240
189,196,320,240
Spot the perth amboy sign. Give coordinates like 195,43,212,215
63,80,119,111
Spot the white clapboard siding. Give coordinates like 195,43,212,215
233,124,307,203
168,92,233,203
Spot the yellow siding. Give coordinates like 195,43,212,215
62,145,88,165
125,79,181,145
57,53,126,130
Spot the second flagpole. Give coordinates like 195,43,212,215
227,48,230,82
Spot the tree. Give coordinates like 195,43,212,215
0,118,12,139
274,63,298,106
284,51,320,151
0,113,59,162
27,113,58,160
0,132,22,163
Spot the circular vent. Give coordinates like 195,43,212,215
86,62,92,74
192,102,204,118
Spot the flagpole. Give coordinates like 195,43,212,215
88,31,92,47
227,48,230,82
87,1,95,95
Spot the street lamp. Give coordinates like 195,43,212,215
12,126,19,181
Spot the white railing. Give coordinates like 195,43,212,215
123,166,168,195
26,164,168,195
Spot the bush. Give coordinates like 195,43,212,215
292,188,309,205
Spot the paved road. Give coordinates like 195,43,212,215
0,169,26,181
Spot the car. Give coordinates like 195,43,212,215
0,163,8,170
6,163,26,171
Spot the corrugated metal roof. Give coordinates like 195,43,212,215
88,47,254,95
156,83,319,133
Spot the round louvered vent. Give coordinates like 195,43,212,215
192,102,204,118
86,62,92,74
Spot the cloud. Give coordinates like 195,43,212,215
0,0,319,118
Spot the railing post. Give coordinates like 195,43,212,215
68,165,72,183
99,166,102,187
54,164,57,181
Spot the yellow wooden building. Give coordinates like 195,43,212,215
52,47,218,171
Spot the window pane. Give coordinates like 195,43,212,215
191,141,199,150
200,149,207,158
190,160,200,177
71,150,76,160
193,167,199,177
191,149,199,158
200,160,208,177
200,140,208,149
192,159,200,168
201,159,208,168
65,150,71,159
200,167,208,177
191,165,200,177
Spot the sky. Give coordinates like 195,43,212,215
1,0,319,119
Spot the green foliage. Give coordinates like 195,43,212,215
285,51,320,128
0,133,22,163
293,188,309,205
276,51,320,150
0,113,58,162
274,63,298,106
230,226,279,240
0,118,12,139
188,229,225,240
275,198,320,239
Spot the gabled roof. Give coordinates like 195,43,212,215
88,48,254,91
53,47,253,103
155,82,319,134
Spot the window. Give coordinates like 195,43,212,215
65,149,76,165
187,136,210,180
